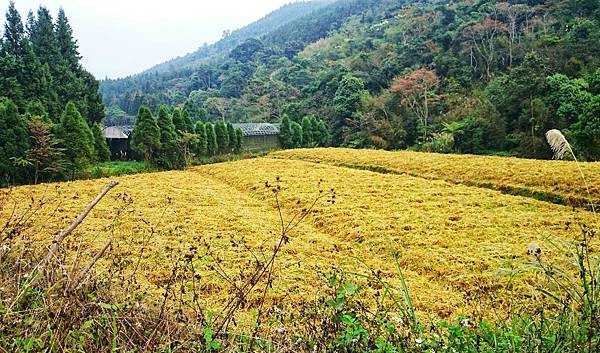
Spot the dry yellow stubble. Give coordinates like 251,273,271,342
1,152,596,327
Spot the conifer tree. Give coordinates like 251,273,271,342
291,122,303,148
310,116,320,144
227,123,236,151
317,119,330,147
205,122,218,156
182,109,194,132
214,120,229,154
55,8,80,70
194,122,208,157
56,102,94,178
235,128,243,154
0,97,31,184
301,116,314,147
29,7,59,69
1,2,28,108
91,122,110,162
131,106,160,163
25,100,48,120
172,107,185,134
280,114,293,148
156,105,179,169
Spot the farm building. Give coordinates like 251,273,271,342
232,123,281,152
103,125,133,160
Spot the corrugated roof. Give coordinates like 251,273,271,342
104,126,133,139
232,123,280,137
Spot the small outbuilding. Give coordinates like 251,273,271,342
103,125,133,160
232,123,281,152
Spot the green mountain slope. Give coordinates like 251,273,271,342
100,0,600,159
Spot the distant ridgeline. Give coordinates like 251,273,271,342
0,2,109,185
100,0,600,160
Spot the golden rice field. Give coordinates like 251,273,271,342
271,148,600,207
2,150,598,326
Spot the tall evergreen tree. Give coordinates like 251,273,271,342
301,116,314,147
235,128,243,154
227,122,236,151
194,122,208,157
29,7,59,68
214,120,229,154
2,2,26,57
172,107,185,134
156,105,179,169
0,2,27,108
56,102,94,177
291,122,303,148
91,123,110,162
309,116,320,144
182,109,194,132
0,97,30,184
280,114,293,148
206,122,218,156
317,119,330,147
333,74,365,144
131,106,161,163
55,8,80,70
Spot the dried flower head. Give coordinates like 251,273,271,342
545,129,574,160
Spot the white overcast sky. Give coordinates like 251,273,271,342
6,0,300,79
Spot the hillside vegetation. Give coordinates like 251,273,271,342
100,0,600,159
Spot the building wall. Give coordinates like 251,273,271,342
243,135,281,152
107,138,132,160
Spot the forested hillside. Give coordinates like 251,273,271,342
100,0,600,160
0,2,110,184
143,1,332,76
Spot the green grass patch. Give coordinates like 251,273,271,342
91,161,150,178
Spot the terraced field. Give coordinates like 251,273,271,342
272,148,600,208
2,150,597,325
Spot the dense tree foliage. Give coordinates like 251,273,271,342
100,0,600,159
156,105,180,169
0,2,106,184
91,122,111,162
1,2,103,123
56,102,95,178
131,106,161,163
0,97,30,183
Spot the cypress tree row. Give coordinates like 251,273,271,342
56,102,95,178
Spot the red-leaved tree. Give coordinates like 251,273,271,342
391,69,440,141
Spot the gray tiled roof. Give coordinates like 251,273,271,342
232,123,280,137
103,125,133,139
